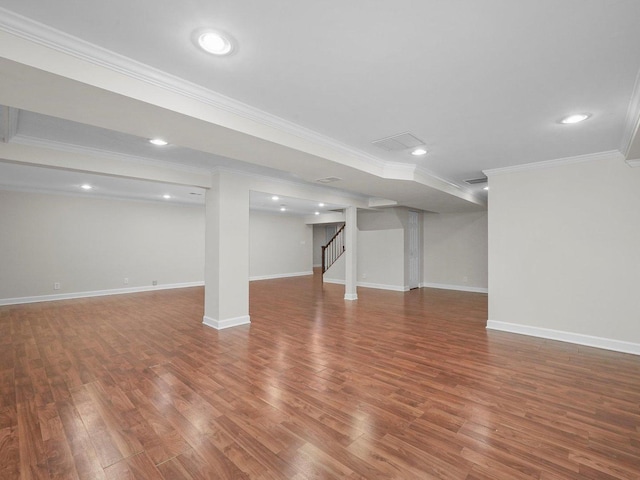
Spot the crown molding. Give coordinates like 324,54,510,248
0,7,482,201
11,134,212,175
483,150,624,177
0,183,204,207
620,67,640,157
0,8,391,171
9,133,370,204
1,106,19,143
626,159,640,167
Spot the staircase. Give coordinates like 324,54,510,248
321,224,345,276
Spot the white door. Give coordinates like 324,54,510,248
408,211,421,289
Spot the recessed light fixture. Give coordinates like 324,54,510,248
280,207,286,212
80,184,92,190
149,138,168,146
197,30,234,55
318,203,325,207
483,186,490,191
411,147,428,156
314,211,320,215
560,113,590,124
163,194,172,199
272,196,279,201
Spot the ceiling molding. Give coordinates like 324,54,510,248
11,134,213,175
0,183,204,207
620,67,640,157
626,159,640,167
1,106,19,143
0,7,395,173
8,134,371,205
0,7,492,208
483,150,624,177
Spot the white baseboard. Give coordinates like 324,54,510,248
359,281,410,292
313,263,322,268
249,271,313,281
203,315,251,330
486,320,640,356
0,281,205,306
420,282,488,294
344,293,358,301
323,278,409,292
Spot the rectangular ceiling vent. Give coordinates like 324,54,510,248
315,176,342,184
372,132,424,151
464,177,488,185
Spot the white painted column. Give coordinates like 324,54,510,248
344,206,358,300
203,171,251,329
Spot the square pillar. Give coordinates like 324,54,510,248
203,171,251,329
344,206,358,300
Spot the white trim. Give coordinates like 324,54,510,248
203,315,251,330
483,150,623,177
0,8,387,173
359,282,409,292
12,134,213,175
0,281,204,306
313,263,322,268
420,282,488,294
0,8,485,205
1,106,19,143
620,67,640,157
626,159,640,167
486,320,640,356
344,293,358,301
249,271,313,281
0,183,205,207
323,278,409,292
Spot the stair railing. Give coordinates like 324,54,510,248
321,224,346,276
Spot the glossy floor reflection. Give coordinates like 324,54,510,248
1,273,639,479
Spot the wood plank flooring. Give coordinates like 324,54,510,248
1,273,640,479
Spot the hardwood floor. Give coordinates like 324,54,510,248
1,274,640,479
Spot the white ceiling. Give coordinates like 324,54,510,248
0,0,639,211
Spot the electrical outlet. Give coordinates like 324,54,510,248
152,280,158,286
54,282,61,290
462,275,469,283
362,273,367,279
124,278,129,285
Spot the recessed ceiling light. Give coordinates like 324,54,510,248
280,207,286,212
410,147,428,156
315,211,320,215
272,196,279,201
318,203,325,207
163,194,172,199
560,113,590,124
197,30,233,55
80,184,92,190
149,138,168,146
483,186,489,191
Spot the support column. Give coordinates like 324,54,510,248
344,206,358,300
203,171,251,329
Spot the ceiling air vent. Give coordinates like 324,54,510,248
372,132,424,151
315,176,342,184
464,177,488,185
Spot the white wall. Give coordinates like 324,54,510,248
312,224,325,267
324,208,407,291
423,211,488,292
487,156,640,352
0,190,205,302
249,211,312,280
